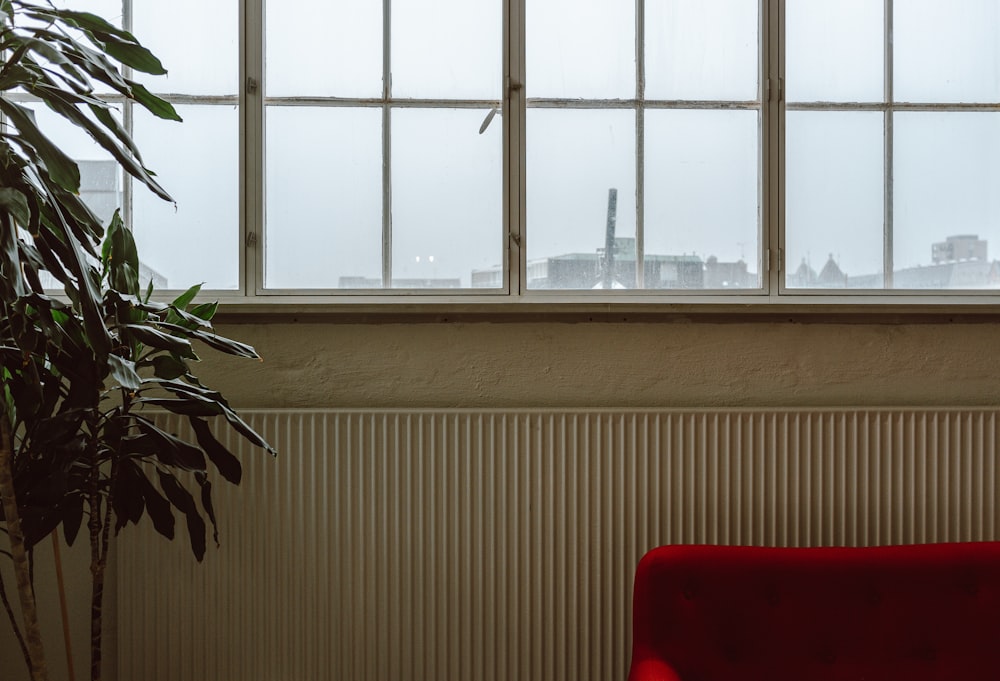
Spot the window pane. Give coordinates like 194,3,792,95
895,0,1000,103
893,113,1000,289
391,109,502,288
526,109,636,289
527,0,635,99
133,0,238,96
392,0,501,99
265,107,382,289
132,105,239,290
786,0,883,103
267,0,382,98
785,112,884,289
645,0,758,101
645,110,759,289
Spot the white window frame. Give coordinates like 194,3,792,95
12,0,1000,312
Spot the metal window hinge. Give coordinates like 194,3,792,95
247,77,259,94
765,248,782,273
509,231,521,248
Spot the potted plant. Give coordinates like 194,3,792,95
0,3,275,680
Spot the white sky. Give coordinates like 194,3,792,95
40,0,1000,290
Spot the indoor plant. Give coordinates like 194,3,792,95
0,3,275,680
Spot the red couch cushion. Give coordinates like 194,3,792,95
629,542,1000,681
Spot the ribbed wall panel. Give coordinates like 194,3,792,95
115,409,1000,681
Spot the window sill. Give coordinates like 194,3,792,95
210,292,1000,324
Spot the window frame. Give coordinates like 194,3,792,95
14,0,1000,313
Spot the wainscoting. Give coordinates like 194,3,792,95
116,409,1000,680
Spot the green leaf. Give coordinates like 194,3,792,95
188,301,219,322
157,470,206,561
189,417,242,485
171,283,201,310
151,355,188,380
91,30,166,75
189,330,261,360
119,324,197,358
127,81,182,122
0,187,30,227
108,353,141,391
0,98,80,192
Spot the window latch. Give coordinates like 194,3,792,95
247,77,259,94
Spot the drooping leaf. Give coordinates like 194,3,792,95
195,471,219,546
119,324,196,357
157,470,206,561
129,463,174,540
0,98,80,192
0,187,30,226
189,417,242,485
132,417,207,472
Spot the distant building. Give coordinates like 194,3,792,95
932,234,987,264
473,237,754,290
789,235,1000,290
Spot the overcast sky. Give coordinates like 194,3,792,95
41,0,1000,290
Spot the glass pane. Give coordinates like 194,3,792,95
893,112,1000,290
526,109,635,289
786,0,883,103
133,0,238,96
785,111,884,289
645,110,759,290
267,0,382,98
391,108,502,288
895,0,1000,103
527,0,635,99
645,0,758,101
392,0,501,99
265,107,382,289
132,105,239,290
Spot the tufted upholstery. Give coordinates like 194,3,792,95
628,542,1000,681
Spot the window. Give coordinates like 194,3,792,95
21,1,1000,304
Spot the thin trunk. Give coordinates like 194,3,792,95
0,412,49,681
88,489,103,681
0,566,31,670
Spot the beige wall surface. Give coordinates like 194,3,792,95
4,317,1000,680
200,319,1000,409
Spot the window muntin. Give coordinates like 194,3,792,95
19,2,1000,303
261,0,503,291
784,0,1000,292
524,0,762,292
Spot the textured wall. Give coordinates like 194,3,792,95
199,320,1000,409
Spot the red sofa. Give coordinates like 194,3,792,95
628,542,1000,681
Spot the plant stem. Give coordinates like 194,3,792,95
0,565,31,672
0,411,49,681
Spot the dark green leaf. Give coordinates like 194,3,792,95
171,284,201,310
119,324,196,358
133,418,207,472
189,330,261,360
108,353,140,391
189,417,242,485
157,471,206,561
0,98,80,192
92,31,166,75
195,472,219,546
151,355,188,380
136,398,223,417
0,187,30,226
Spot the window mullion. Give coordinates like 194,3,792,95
883,0,894,289
508,0,525,296
244,0,263,297
382,0,393,289
635,0,645,290
122,0,133,236
768,0,781,296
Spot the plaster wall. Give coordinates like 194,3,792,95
4,318,1000,680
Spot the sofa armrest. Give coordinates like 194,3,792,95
627,657,683,681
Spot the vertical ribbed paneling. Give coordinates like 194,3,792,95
115,409,1000,681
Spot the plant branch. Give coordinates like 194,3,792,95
0,564,31,673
